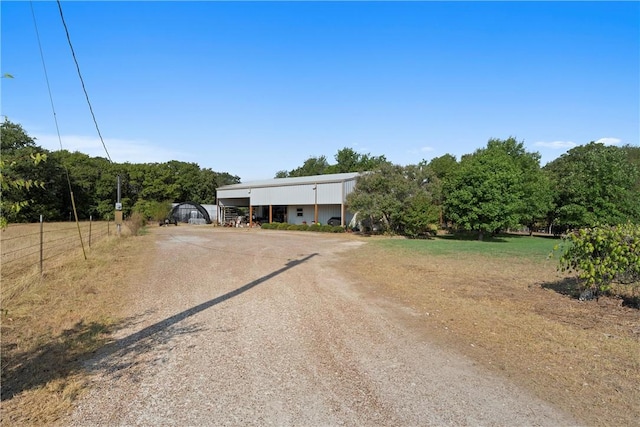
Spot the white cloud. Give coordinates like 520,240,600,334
534,140,577,149
32,133,196,164
595,137,621,146
408,146,435,155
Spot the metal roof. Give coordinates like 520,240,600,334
217,172,361,191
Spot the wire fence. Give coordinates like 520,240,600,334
1,216,113,280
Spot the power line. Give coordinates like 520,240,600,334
30,1,71,186
31,0,89,260
55,0,113,163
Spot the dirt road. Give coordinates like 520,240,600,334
68,226,576,426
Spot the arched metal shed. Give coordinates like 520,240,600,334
169,201,212,224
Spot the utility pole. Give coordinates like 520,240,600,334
115,175,123,235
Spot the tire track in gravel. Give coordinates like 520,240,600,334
67,227,577,426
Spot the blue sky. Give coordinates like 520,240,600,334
2,1,639,182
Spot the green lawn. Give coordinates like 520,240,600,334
372,233,562,262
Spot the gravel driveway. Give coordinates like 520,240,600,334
68,226,576,426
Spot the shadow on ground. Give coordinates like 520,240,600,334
1,253,318,401
541,276,639,309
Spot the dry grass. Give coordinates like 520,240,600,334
2,227,638,425
1,222,152,425
1,221,114,284
342,241,640,427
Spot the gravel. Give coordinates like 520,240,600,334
67,226,578,426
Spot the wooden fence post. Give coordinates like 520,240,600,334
40,215,44,275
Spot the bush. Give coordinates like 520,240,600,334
258,222,343,233
132,199,172,222
554,223,640,295
125,211,146,236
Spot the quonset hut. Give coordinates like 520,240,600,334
168,201,213,224
215,172,360,227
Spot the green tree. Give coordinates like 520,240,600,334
133,199,173,222
347,163,438,236
622,144,640,193
325,147,389,174
0,120,47,226
209,171,240,202
444,140,523,240
427,154,459,226
400,163,439,237
487,137,553,234
428,154,458,182
140,162,179,201
545,142,640,229
49,150,114,219
288,155,329,177
277,148,389,178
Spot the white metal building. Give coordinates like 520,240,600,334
216,172,360,227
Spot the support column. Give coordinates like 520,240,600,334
269,205,273,223
314,184,318,224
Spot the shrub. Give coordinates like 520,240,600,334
554,222,640,295
287,224,300,231
260,223,275,229
277,222,290,230
298,224,309,231
125,211,146,236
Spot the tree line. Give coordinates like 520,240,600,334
3,119,639,237
283,137,640,239
1,120,239,223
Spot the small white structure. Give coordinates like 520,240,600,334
216,172,360,227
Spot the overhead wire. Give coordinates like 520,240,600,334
30,0,87,259
55,0,113,163
29,1,73,188
54,0,123,235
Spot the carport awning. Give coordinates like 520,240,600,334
217,197,250,207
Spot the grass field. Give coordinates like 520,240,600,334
373,232,562,259
1,227,638,425
1,221,112,286
1,222,139,425
343,234,640,426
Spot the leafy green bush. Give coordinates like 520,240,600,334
133,199,173,222
554,223,640,295
277,223,290,230
298,224,309,231
287,224,300,231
